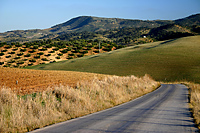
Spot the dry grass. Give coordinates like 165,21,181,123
0,74,159,132
187,83,200,129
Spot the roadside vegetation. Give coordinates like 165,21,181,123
187,83,200,129
0,74,159,132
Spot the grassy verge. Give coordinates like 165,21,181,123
0,74,159,132
186,83,200,130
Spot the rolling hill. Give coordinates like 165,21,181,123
0,14,199,43
26,35,200,83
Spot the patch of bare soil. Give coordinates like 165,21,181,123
0,67,106,95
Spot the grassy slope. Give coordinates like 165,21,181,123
27,36,200,83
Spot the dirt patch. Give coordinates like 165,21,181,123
0,67,106,95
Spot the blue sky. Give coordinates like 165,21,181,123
0,0,199,33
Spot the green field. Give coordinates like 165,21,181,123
26,36,200,83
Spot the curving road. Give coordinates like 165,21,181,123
30,84,199,133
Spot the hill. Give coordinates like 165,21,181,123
0,14,199,43
26,36,200,83
50,16,171,33
0,39,122,68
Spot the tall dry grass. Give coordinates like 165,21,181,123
187,83,200,129
0,74,159,132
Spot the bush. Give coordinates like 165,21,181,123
0,62,4,65
56,56,61,59
5,45,12,49
45,54,51,57
24,53,31,57
15,43,22,47
49,50,55,53
12,48,18,51
17,61,24,65
28,63,33,66
61,49,68,53
0,52,4,56
69,53,75,56
32,45,38,49
29,59,36,62
34,55,40,59
67,56,73,59
57,53,63,56
77,54,84,57
20,48,27,52
6,55,11,58
1,50,7,52
37,52,44,55
14,57,21,59
40,48,47,51
42,58,48,61
17,53,24,56
9,51,15,54
53,47,59,51
29,50,36,53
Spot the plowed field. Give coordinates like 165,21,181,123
0,67,106,95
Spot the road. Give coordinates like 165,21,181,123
31,84,199,133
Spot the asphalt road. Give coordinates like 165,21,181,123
31,84,199,133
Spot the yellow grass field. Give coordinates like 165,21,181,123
0,68,159,132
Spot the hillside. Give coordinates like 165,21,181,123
0,14,199,43
27,36,200,83
50,16,171,33
0,39,122,68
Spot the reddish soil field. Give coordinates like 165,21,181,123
0,67,106,95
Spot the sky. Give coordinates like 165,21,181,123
0,0,199,33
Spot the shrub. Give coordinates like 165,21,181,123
1,49,7,52
5,45,12,49
17,53,24,56
45,54,51,57
12,48,18,51
0,62,4,65
93,50,99,53
77,54,84,57
20,48,27,52
29,59,36,62
57,53,63,56
69,53,75,56
56,56,61,59
6,55,11,58
40,48,47,51
0,52,4,56
9,51,15,54
34,55,40,59
14,56,21,59
42,58,48,61
53,47,59,51
15,43,22,47
24,53,31,57
29,50,36,53
61,49,68,53
37,52,44,55
28,63,33,66
67,56,73,59
82,50,88,54
32,45,38,49
45,44,52,48
17,61,24,65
